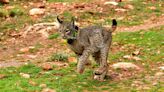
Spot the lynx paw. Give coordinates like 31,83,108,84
93,72,106,81
77,68,84,74
94,67,108,75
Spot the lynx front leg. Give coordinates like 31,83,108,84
77,49,91,74
94,47,109,80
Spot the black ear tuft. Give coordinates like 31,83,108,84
71,17,75,26
112,19,117,26
57,16,63,24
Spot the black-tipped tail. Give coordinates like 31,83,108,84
112,19,117,26
111,19,117,32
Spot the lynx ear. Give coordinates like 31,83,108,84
55,16,62,28
71,17,75,26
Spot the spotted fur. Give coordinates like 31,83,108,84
56,16,117,80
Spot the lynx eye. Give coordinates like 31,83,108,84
65,29,70,32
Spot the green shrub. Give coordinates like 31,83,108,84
9,7,24,17
48,52,68,62
0,9,7,17
48,33,60,39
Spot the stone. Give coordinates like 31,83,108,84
112,62,140,70
20,47,30,53
42,88,56,92
104,1,118,6
39,84,47,88
158,66,164,70
29,8,45,16
41,63,53,70
20,73,30,78
0,0,9,4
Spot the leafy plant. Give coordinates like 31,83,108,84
48,33,60,39
9,7,24,17
48,52,68,62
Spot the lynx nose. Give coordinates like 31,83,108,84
61,34,66,39
63,36,66,39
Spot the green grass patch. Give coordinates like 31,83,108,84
48,52,68,62
48,33,60,39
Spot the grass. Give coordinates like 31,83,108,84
0,26,163,92
110,26,164,63
48,52,69,62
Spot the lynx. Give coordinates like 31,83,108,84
55,16,117,81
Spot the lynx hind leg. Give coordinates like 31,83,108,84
93,70,107,81
94,47,109,81
92,51,101,65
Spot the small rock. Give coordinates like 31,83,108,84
39,84,47,88
152,82,158,86
26,55,37,59
155,72,163,77
42,88,56,92
148,6,156,10
0,0,9,4
112,62,140,70
74,4,85,9
132,56,142,61
68,57,77,63
123,55,131,59
29,80,37,86
29,8,45,16
124,4,134,10
0,74,6,79
104,1,118,6
37,3,46,8
132,50,140,55
20,47,30,53
158,66,164,70
20,73,30,78
41,63,53,70
115,8,127,12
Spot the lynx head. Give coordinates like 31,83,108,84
55,16,78,39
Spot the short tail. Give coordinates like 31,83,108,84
111,19,117,32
